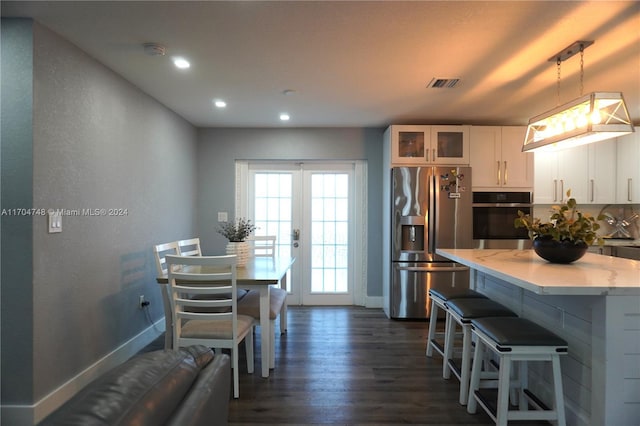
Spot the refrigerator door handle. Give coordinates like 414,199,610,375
396,266,470,272
428,173,436,254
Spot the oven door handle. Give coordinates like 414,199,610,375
472,203,533,208
396,266,470,272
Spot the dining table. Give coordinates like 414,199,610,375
157,256,295,378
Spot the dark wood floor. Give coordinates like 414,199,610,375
223,306,547,425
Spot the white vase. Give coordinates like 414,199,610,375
225,241,250,267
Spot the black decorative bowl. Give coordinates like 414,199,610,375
533,238,588,264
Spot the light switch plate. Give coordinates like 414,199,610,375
48,211,62,233
217,211,228,222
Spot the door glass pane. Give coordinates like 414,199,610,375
310,173,349,294
253,173,292,276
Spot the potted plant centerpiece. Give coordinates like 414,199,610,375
514,190,605,263
217,218,256,266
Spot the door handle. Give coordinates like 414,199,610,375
496,161,500,185
503,161,508,185
292,229,300,240
396,266,470,272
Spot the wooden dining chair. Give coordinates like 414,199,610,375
247,235,276,258
177,237,202,256
240,235,287,368
165,254,254,398
152,241,180,349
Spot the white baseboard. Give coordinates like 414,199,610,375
1,319,164,426
365,296,383,309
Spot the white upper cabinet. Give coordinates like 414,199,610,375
386,125,469,165
534,137,619,205
430,125,469,165
470,126,533,190
534,147,589,204
587,138,617,204
616,128,640,204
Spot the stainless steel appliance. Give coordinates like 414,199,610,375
388,166,472,319
472,191,532,249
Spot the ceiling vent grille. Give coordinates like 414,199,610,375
427,78,460,88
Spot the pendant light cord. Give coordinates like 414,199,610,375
579,43,585,96
556,58,561,106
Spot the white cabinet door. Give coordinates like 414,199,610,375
535,147,589,204
616,129,640,204
430,125,469,165
388,125,431,165
501,127,533,189
557,147,589,204
471,126,533,190
587,138,617,204
534,151,559,204
470,126,502,188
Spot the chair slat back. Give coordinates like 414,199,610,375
153,241,180,275
248,235,276,258
165,254,238,335
177,237,202,257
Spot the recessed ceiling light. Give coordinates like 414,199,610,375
172,57,190,69
214,99,227,108
280,113,290,121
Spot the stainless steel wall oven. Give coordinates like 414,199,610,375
472,191,532,249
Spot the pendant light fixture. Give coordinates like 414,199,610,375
522,41,634,152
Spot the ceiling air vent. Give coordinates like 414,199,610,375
427,78,460,88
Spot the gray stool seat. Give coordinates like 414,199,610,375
443,298,517,405
430,287,488,301
426,288,487,360
445,298,517,322
471,317,567,349
467,317,568,426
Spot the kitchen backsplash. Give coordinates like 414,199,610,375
532,204,640,240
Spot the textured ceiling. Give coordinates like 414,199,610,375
3,1,639,128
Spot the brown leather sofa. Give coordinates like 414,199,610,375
39,345,230,426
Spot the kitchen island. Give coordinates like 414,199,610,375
436,249,640,426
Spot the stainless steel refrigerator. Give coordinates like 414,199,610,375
387,166,473,319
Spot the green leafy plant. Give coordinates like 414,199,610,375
514,190,605,246
216,218,256,242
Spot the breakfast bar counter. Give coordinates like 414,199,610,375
436,249,640,295
436,249,640,426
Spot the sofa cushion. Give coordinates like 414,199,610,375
166,353,230,426
39,346,215,426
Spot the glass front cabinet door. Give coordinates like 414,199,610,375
389,125,469,165
430,125,469,164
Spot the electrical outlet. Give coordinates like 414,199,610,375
139,295,146,309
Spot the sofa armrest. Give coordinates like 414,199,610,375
166,353,231,426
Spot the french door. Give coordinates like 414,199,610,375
236,161,366,306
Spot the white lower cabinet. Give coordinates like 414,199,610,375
616,129,640,204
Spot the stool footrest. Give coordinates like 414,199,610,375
523,388,550,411
429,339,445,356
447,359,462,380
474,389,498,420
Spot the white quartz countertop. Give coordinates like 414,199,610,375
436,249,640,296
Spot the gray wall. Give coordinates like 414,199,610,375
1,19,198,414
197,127,384,298
1,18,35,407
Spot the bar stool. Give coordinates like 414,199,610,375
443,298,517,405
426,288,487,359
467,317,568,426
